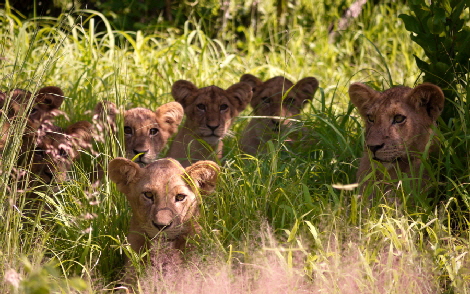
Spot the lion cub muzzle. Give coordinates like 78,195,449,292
152,207,176,231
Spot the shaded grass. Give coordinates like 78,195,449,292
1,1,469,293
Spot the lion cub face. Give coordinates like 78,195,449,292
0,87,64,151
94,101,184,165
240,74,319,132
0,87,64,133
29,121,92,184
109,157,219,247
172,80,252,145
349,83,444,170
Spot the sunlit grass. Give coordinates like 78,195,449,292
1,1,469,293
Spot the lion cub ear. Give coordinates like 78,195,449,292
172,80,199,108
407,83,445,122
349,83,379,115
109,157,142,193
292,77,319,104
185,161,220,195
35,86,65,110
94,101,118,121
227,82,253,112
240,74,263,92
155,102,184,135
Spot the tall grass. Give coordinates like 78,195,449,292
1,1,469,293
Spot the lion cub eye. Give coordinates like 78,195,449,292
175,194,186,202
7,109,16,118
124,126,133,135
143,192,153,199
367,115,375,123
262,97,271,104
283,98,295,106
220,104,228,111
34,149,45,158
29,107,38,115
196,104,206,111
393,114,406,124
149,128,159,136
59,148,68,158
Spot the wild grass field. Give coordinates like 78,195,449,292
1,1,469,293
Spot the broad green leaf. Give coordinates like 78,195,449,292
428,7,446,34
399,14,421,33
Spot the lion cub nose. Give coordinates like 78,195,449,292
368,143,385,153
206,124,219,132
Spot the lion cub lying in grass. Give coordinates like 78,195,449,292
167,80,252,167
109,157,219,280
349,82,444,193
239,74,319,155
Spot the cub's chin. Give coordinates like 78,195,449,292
203,135,222,146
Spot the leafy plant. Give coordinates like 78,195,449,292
399,0,470,122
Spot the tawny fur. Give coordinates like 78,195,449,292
167,80,252,167
108,157,219,281
28,121,93,184
349,82,444,190
239,74,319,155
0,86,65,152
93,101,184,165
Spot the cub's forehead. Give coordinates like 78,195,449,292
256,77,294,99
194,86,231,103
262,77,294,91
368,86,414,114
125,108,158,123
140,158,188,187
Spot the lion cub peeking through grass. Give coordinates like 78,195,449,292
0,86,65,153
167,80,252,167
109,157,219,282
239,74,319,155
349,82,444,193
93,101,184,166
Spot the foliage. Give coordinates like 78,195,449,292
399,0,470,122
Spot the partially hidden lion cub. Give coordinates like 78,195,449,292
167,80,252,167
349,82,444,191
239,74,319,155
93,101,184,166
29,121,93,185
108,157,219,277
0,86,65,152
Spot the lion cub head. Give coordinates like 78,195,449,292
109,157,219,252
94,101,184,165
349,83,444,182
1,87,64,132
171,80,252,146
241,74,318,128
29,121,93,184
0,87,65,150
239,74,319,154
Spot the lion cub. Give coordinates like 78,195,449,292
29,121,93,185
167,80,252,167
239,74,319,155
349,82,444,191
108,157,219,274
93,101,184,165
0,86,65,152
